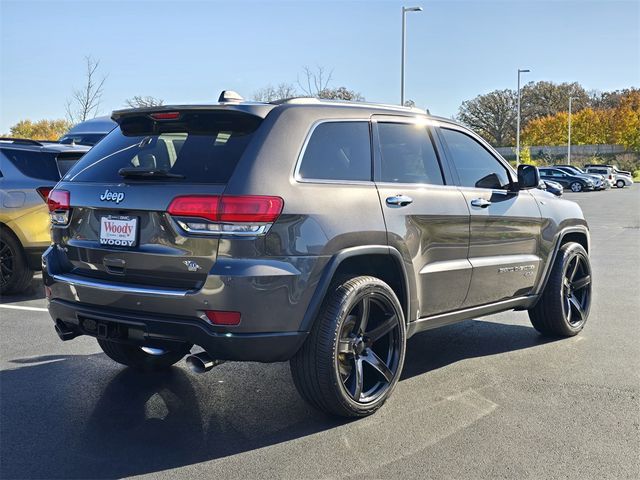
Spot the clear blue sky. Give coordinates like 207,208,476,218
1,0,638,132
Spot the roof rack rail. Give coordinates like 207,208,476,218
0,137,44,146
270,97,427,114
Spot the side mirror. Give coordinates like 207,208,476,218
517,164,540,190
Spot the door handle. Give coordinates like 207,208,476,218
470,198,491,208
386,194,413,207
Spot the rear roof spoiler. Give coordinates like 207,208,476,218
0,137,45,145
111,104,275,123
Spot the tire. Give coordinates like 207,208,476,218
0,227,34,295
290,275,406,417
98,339,192,370
570,182,583,192
616,180,625,188
529,242,592,337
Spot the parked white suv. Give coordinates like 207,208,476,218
585,166,633,188
584,166,616,188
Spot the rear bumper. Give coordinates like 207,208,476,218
48,298,308,362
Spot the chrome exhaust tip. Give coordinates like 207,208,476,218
185,352,224,374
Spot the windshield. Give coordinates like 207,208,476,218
63,111,262,184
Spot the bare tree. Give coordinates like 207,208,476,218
252,83,298,102
65,56,107,124
124,95,164,108
297,65,333,97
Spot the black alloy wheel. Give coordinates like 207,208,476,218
0,237,14,290
336,292,403,404
290,275,406,417
561,253,592,328
529,242,592,337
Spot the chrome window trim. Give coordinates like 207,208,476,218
292,118,375,185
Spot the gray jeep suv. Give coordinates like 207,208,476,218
44,95,592,417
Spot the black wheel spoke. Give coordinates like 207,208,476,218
357,296,370,334
363,348,393,383
571,274,591,291
346,358,364,400
568,257,580,281
366,314,397,343
568,295,585,323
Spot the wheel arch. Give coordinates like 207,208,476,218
533,226,590,296
299,246,414,332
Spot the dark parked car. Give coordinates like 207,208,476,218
539,179,563,196
58,116,117,146
44,94,592,417
553,165,607,190
538,167,595,192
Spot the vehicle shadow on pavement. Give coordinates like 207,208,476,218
0,320,554,479
0,276,45,304
402,319,557,380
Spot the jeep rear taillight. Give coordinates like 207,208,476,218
47,189,70,225
167,195,284,235
36,187,53,203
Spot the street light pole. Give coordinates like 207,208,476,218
516,68,530,167
568,96,575,165
401,6,422,106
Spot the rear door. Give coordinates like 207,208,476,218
437,125,543,307
52,110,262,290
373,116,471,318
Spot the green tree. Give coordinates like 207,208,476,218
457,89,517,146
7,119,72,140
317,86,364,101
520,81,590,122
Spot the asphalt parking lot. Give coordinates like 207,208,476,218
1,186,638,480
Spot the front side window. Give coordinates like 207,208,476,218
298,121,371,181
378,122,444,185
440,128,511,189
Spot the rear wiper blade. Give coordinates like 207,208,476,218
118,167,184,179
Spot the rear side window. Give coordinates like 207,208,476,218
440,128,511,189
378,122,444,185
298,121,371,181
0,148,60,181
63,111,261,184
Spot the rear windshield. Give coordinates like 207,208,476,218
63,111,262,184
59,133,106,146
1,148,61,181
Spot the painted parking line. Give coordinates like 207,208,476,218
0,304,48,312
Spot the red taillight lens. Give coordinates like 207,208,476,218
47,189,70,225
204,310,241,326
218,196,284,223
168,195,284,225
150,111,181,120
47,190,70,212
36,187,53,203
